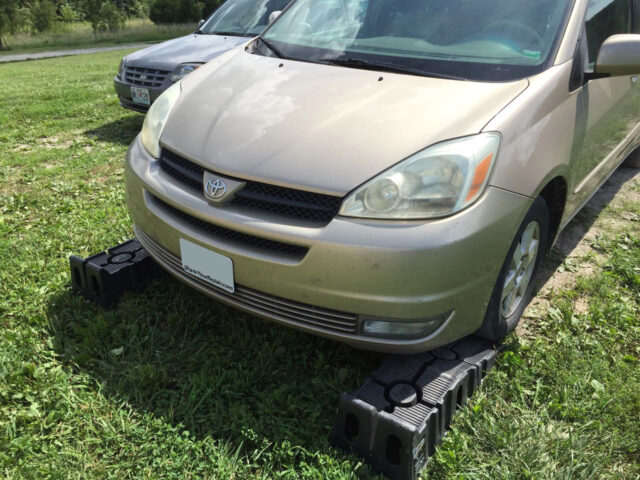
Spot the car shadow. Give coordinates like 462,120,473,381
46,165,637,476
85,115,144,146
535,165,639,289
47,277,385,476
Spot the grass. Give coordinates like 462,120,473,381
0,19,196,56
0,51,639,479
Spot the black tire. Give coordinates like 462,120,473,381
624,148,640,168
476,196,550,340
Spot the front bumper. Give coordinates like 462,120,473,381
114,76,167,113
125,135,533,353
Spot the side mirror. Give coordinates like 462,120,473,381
268,11,282,25
594,34,640,76
197,19,204,29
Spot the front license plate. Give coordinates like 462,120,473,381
131,86,150,105
180,239,234,293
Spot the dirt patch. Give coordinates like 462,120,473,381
517,166,640,335
11,144,32,152
36,136,74,150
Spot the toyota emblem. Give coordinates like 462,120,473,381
205,178,227,199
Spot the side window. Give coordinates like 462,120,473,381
585,0,631,66
634,0,640,32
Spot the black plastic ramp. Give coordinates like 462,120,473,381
330,336,500,480
69,238,161,307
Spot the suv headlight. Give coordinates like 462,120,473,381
117,59,125,78
339,133,501,219
141,82,181,158
171,63,203,82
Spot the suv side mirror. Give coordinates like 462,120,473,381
268,11,282,24
197,19,204,29
595,34,640,76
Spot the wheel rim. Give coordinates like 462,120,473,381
500,221,541,318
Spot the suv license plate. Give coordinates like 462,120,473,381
180,239,234,293
131,86,150,105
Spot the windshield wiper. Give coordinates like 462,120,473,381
210,31,253,37
257,36,285,59
324,57,466,81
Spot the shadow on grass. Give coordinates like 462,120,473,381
47,274,384,474
45,164,637,475
85,115,144,146
535,165,639,288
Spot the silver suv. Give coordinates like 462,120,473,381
113,0,289,112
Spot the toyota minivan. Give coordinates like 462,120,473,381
125,0,640,352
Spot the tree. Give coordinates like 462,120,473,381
59,3,78,24
0,0,21,50
148,0,175,24
58,3,77,42
79,0,102,40
149,0,202,24
112,0,145,18
176,0,202,23
99,1,124,40
31,0,58,33
201,0,223,19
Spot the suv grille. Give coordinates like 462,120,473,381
150,195,309,260
124,66,169,87
159,148,343,225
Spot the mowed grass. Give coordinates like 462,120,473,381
0,52,639,479
0,19,196,56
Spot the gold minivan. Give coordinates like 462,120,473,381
125,0,640,352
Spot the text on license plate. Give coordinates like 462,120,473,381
131,86,150,105
180,238,234,293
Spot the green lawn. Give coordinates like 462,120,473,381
0,51,639,479
0,20,196,56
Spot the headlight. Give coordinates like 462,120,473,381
117,59,125,78
339,133,501,219
141,82,181,158
170,63,203,82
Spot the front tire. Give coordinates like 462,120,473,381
624,148,640,168
476,196,550,340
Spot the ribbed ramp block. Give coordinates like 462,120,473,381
330,337,499,480
69,239,161,307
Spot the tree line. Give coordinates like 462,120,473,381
0,0,226,49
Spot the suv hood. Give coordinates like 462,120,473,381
125,34,248,69
162,48,529,195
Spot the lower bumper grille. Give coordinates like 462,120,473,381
135,226,359,335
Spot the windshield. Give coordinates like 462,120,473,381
200,0,291,36
260,0,572,81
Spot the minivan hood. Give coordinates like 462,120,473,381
162,48,529,195
125,34,248,69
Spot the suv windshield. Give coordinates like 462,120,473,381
200,0,291,37
260,0,572,81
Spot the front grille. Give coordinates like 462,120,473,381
150,195,309,260
159,148,343,225
124,66,169,87
160,149,203,190
135,226,358,335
